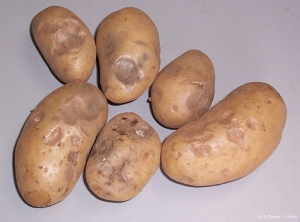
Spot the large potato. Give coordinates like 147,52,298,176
85,112,161,202
15,82,108,207
31,6,96,83
96,7,160,104
150,49,215,128
161,82,287,186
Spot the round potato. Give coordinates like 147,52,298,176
161,82,287,186
31,6,96,83
96,7,160,104
150,49,215,128
85,112,161,202
15,82,108,207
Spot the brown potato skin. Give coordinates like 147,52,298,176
96,7,160,104
31,6,96,83
85,112,161,202
150,49,215,128
161,82,287,186
15,82,108,207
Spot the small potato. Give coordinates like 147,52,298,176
161,82,287,186
85,112,161,202
15,82,108,207
96,7,161,104
150,49,215,128
31,6,96,83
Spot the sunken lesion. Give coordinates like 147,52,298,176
112,116,152,139
39,19,87,56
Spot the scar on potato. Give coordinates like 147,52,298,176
113,57,144,85
218,109,235,125
23,189,51,207
187,93,209,118
226,126,245,147
66,166,75,181
247,117,257,130
67,151,79,166
30,111,44,123
180,176,194,184
83,98,102,120
190,144,212,157
103,31,127,59
112,116,151,139
221,168,230,177
43,127,62,146
52,20,87,56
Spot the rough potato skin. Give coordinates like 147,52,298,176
150,49,215,128
85,112,161,202
96,7,161,104
31,6,96,83
161,82,287,186
15,82,108,207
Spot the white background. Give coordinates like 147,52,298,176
1,1,299,221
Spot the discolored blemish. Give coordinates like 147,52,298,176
227,127,245,146
181,176,194,184
43,127,62,146
218,109,234,124
221,168,230,177
171,105,178,112
67,151,79,166
135,40,147,45
66,166,75,181
80,125,91,136
196,133,214,142
71,136,81,146
247,117,257,130
23,189,51,207
31,111,44,123
84,98,102,120
265,99,272,104
52,116,59,121
61,99,81,125
113,58,141,85
155,89,163,97
112,117,151,139
199,145,212,157
62,187,69,197
52,20,86,56
187,94,209,118
261,123,267,131
103,33,117,59
190,144,212,157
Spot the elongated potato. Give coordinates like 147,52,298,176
31,6,96,83
150,49,215,128
15,82,108,207
161,82,287,186
96,7,160,104
85,112,161,202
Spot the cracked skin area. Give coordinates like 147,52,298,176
31,6,96,83
161,82,287,186
85,112,161,202
15,82,108,207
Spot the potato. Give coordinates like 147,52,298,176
150,49,215,128
161,82,287,186
31,6,96,83
85,112,161,202
15,81,108,207
96,7,160,104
